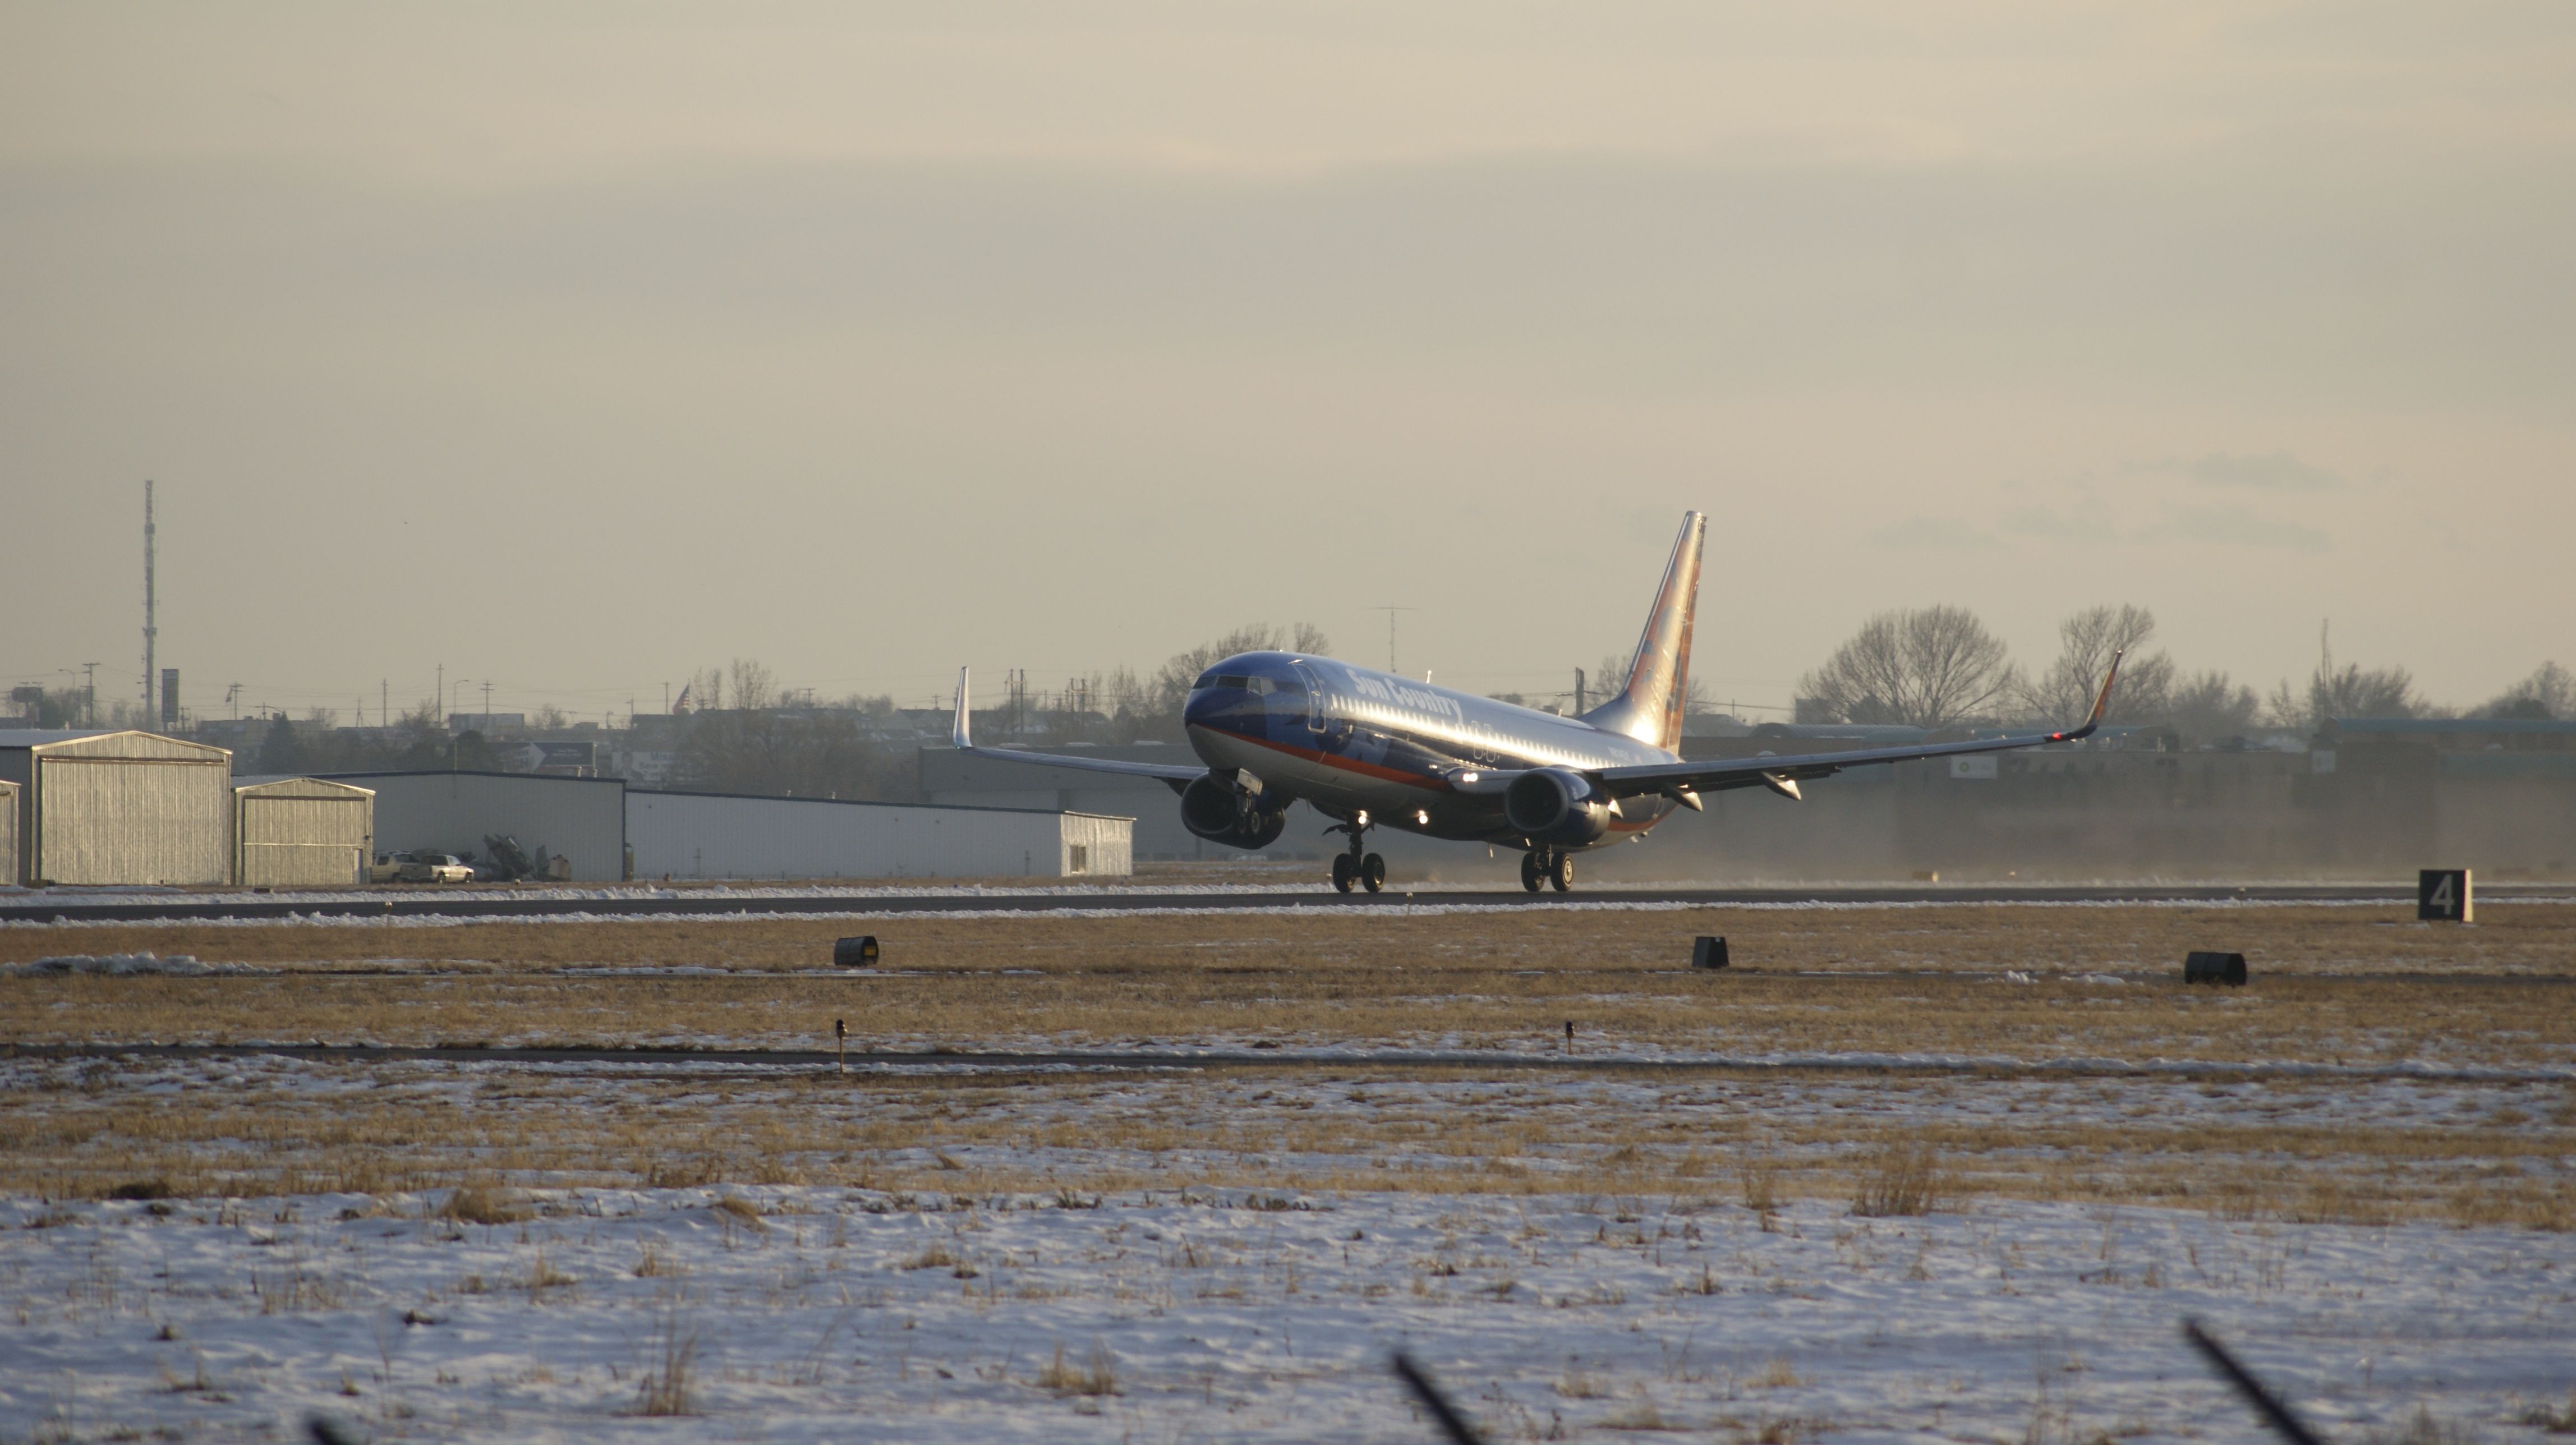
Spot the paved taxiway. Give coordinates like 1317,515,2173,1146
5,881,2568,923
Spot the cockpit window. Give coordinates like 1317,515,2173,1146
1193,670,1280,694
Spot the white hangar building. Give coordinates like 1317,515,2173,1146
232,777,376,887
626,789,1130,881
0,730,233,886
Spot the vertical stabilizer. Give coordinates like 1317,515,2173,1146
1581,512,1705,752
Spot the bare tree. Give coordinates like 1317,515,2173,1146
2267,622,2423,731
2164,670,2262,743
1798,605,2018,728
2018,605,2174,726
727,659,776,713
2478,661,2573,720
1589,648,1718,724
1149,623,1334,720
677,666,723,714
676,708,910,800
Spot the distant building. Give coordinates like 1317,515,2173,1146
627,789,1130,880
505,740,598,776
233,777,375,887
917,743,1236,860
307,770,628,882
0,729,233,886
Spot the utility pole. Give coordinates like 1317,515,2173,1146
381,679,388,731
436,663,444,729
481,680,493,722
81,663,97,727
141,481,157,721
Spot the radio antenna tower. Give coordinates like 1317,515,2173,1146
142,480,157,720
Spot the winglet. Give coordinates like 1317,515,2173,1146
2053,647,2124,742
951,667,972,749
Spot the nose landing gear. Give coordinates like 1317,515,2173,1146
1519,848,1575,892
1326,813,1386,894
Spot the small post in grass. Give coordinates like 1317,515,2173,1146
1563,1020,1574,1053
834,1017,847,1074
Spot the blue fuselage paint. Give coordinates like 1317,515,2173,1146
1179,651,1679,849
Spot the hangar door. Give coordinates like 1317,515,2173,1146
235,779,375,886
35,743,230,886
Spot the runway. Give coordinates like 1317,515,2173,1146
5,880,2568,924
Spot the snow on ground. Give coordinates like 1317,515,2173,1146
2,954,272,978
1,1184,2568,1445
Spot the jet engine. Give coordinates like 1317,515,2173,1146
1180,772,1288,849
1503,767,1613,847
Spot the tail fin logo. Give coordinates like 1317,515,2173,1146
1583,512,1706,753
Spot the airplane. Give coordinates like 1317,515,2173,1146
953,511,2122,894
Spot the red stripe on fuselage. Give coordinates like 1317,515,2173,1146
1217,729,1452,791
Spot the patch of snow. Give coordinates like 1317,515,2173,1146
0,1186,2564,1443
3,951,271,977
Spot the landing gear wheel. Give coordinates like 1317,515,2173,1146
1331,853,1356,894
1549,852,1576,892
1360,853,1387,893
1519,850,1545,892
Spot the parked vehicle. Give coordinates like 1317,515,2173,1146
376,850,481,886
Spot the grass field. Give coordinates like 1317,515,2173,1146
6,899,2572,1443
4,902,2569,1229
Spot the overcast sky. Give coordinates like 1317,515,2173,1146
4,2,2570,723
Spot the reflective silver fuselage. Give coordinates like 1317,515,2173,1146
1180,651,1678,848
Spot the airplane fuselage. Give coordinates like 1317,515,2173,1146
1181,651,1680,848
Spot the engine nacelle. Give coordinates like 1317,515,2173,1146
1180,773,1289,850
1503,767,1613,847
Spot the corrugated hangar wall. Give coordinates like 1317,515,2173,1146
234,778,375,886
327,771,627,882
0,780,17,885
626,789,1132,880
0,730,232,886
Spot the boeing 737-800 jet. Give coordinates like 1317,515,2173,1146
954,512,2120,892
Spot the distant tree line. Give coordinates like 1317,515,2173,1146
38,606,2555,802
1793,604,2568,743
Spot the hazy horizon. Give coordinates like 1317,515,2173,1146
5,4,2570,725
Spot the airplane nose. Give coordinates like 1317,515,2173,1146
1183,688,1226,730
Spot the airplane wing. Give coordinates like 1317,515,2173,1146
1590,650,2126,804
949,667,1207,794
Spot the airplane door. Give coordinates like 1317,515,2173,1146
1291,662,1326,733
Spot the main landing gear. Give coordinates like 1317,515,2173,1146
1519,847,1575,893
1327,813,1387,895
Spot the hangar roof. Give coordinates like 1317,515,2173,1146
0,729,230,760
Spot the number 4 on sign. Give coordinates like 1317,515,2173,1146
2418,869,2473,923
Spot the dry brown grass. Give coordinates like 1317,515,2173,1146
1033,1341,1120,1396
2,904,2568,1070
3,903,2568,1225
438,1179,528,1225
634,1313,700,1416
1850,1142,1942,1217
